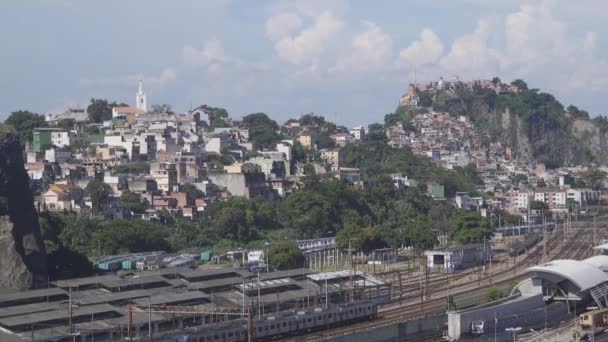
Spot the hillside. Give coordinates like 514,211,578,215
397,79,607,168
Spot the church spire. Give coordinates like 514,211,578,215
136,79,147,112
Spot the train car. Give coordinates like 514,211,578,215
508,233,541,257
471,320,485,335
574,308,608,341
162,301,378,342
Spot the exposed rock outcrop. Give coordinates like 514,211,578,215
0,132,47,289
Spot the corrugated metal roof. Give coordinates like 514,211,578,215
529,259,608,291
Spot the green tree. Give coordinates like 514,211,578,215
113,161,150,174
4,110,48,145
268,240,305,270
450,212,492,244
94,219,171,254
279,191,333,238
366,123,387,143
486,286,503,302
56,118,75,131
87,98,112,123
182,183,204,199
38,212,95,279
580,169,606,190
530,200,549,211
85,180,113,213
241,112,281,149
510,79,528,91
150,104,173,114
120,191,146,214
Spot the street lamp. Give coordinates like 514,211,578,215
505,327,522,342
264,241,271,273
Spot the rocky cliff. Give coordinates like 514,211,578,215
0,132,47,289
413,83,606,167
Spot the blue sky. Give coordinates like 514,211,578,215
1,0,607,126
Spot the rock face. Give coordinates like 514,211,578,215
0,133,47,289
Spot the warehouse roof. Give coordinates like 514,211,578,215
132,291,209,306
186,277,244,291
0,303,120,329
178,268,248,281
259,268,313,281
52,274,121,288
529,259,608,291
100,275,170,290
0,288,67,306
74,289,152,305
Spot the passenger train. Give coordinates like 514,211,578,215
160,301,378,342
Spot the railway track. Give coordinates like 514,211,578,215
281,224,599,342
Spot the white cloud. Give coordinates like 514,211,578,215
504,0,565,69
397,28,443,68
182,39,228,67
272,11,344,66
439,19,504,77
145,67,177,86
79,67,177,88
334,21,393,72
265,12,303,41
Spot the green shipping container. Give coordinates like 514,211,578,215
200,251,212,261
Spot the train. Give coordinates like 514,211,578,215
159,301,378,342
508,233,541,257
574,308,608,341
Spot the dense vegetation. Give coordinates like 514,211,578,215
40,130,490,279
4,110,48,145
407,79,604,168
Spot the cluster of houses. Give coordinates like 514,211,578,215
24,81,371,221
392,78,603,222
22,78,604,226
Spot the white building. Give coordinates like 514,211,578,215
276,141,292,161
349,126,365,141
136,80,147,112
44,149,71,163
513,191,530,210
46,107,88,123
50,130,72,148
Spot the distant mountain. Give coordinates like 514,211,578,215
396,78,608,168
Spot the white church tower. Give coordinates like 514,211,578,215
136,80,147,112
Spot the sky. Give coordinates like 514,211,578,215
1,0,607,126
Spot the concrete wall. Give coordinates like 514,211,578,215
448,294,571,340
332,314,447,342
209,173,247,197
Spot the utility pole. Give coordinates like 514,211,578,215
148,301,152,339
68,287,75,342
420,263,424,313
257,269,261,318
543,212,548,262
325,278,329,309
247,305,253,342
594,214,597,252
399,271,403,304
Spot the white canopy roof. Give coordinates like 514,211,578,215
529,259,608,291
